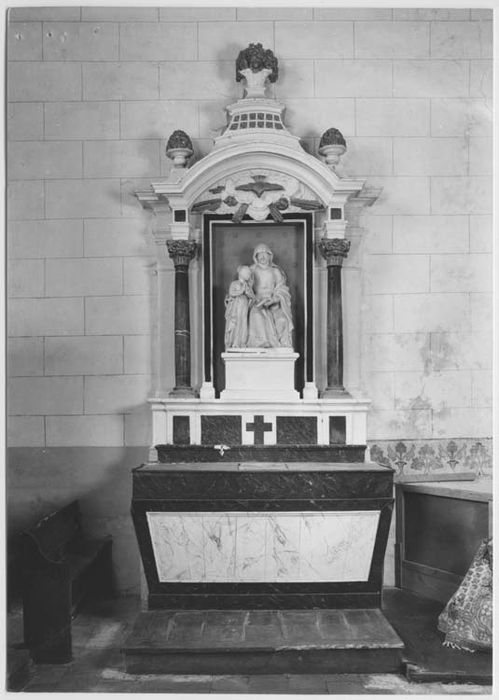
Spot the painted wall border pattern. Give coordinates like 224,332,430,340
367,438,492,480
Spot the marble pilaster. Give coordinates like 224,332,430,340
166,239,197,397
318,238,351,396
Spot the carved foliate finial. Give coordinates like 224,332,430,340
235,43,278,98
319,128,346,149
318,128,347,171
236,43,278,82
166,130,193,168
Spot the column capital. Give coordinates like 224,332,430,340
166,239,197,267
318,238,351,267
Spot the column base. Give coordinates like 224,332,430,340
199,382,216,400
302,382,319,400
168,386,198,398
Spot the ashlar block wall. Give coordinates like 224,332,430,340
7,7,493,591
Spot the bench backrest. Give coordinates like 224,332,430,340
23,501,82,562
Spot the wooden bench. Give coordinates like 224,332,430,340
21,501,113,663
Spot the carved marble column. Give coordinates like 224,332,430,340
166,240,197,397
319,238,351,396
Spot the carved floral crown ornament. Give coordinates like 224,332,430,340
158,43,354,224
138,41,383,237
235,42,278,98
164,43,347,172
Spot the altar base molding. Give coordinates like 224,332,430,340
125,459,404,674
150,394,370,450
123,608,404,675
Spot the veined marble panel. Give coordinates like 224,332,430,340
146,511,380,583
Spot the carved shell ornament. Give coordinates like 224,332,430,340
192,173,323,222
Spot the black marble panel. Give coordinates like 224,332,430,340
133,498,392,513
174,209,187,222
368,503,393,584
147,592,380,610
147,579,379,596
201,415,241,445
156,444,365,463
133,468,393,501
276,417,317,445
329,416,346,444
173,416,190,445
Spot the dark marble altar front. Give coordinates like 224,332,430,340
132,461,394,610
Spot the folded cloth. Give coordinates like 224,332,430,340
437,538,492,653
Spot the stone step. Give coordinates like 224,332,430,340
123,608,404,675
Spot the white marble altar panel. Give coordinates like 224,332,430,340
147,511,380,583
299,512,351,581
203,513,237,581
234,515,268,581
146,512,205,582
265,513,301,581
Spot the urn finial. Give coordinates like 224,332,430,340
318,128,347,171
166,129,193,168
235,43,278,98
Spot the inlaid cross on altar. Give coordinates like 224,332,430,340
246,415,273,445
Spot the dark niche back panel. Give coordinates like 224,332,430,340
329,417,346,445
201,415,242,445
276,416,317,445
173,416,190,445
210,221,307,395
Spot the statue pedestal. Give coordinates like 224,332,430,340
221,349,300,401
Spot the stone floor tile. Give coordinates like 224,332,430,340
22,682,61,692
72,646,124,667
95,678,214,693
211,675,252,692
326,680,372,694
72,623,99,647
98,668,214,692
363,674,491,695
287,673,329,693
48,672,104,692
247,674,290,693
86,620,127,647
22,595,493,695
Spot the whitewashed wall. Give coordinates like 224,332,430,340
7,7,493,590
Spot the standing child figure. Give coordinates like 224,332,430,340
224,265,255,349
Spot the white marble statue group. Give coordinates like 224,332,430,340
224,243,293,349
